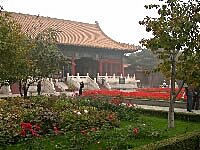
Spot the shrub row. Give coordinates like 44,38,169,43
133,131,200,150
138,108,200,122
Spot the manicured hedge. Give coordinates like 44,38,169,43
138,108,200,122
133,131,200,150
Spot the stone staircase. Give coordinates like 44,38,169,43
67,73,100,90
97,81,108,90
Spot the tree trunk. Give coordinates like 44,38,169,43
19,80,23,97
24,88,28,99
168,94,175,128
22,81,30,99
168,54,176,128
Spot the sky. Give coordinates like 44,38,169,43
0,0,161,47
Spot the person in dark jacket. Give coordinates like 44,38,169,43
192,87,200,110
185,84,193,112
37,81,41,95
79,81,84,96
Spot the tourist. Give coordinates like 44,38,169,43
192,87,200,110
79,81,84,95
37,81,41,95
102,78,105,85
185,84,193,112
162,80,167,88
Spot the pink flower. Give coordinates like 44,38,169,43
20,121,25,127
35,125,40,130
81,130,88,136
91,128,96,131
53,126,59,134
20,129,26,136
34,133,40,137
30,129,40,137
30,129,39,136
133,128,139,136
126,101,130,107
30,129,36,134
108,115,113,119
21,122,33,130
131,103,135,108
20,122,40,137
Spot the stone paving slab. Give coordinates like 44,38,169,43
137,105,200,114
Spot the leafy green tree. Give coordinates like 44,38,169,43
140,0,200,128
19,28,67,98
0,11,33,86
0,10,67,98
127,49,159,71
127,49,162,87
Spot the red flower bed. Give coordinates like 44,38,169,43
136,88,184,93
83,88,186,101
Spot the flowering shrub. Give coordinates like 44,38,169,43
0,96,120,146
77,95,140,121
0,98,24,145
20,122,40,137
0,95,163,149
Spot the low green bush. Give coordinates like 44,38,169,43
133,131,200,150
77,95,140,121
139,108,200,122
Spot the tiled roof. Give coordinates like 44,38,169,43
9,12,141,51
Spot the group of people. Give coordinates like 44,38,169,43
185,85,200,112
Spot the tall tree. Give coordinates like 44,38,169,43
127,49,159,71
19,28,67,98
140,0,200,128
127,49,161,87
0,11,33,86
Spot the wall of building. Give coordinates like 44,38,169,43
58,44,126,77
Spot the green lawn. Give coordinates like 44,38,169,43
2,115,200,150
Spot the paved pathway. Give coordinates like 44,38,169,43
137,104,200,114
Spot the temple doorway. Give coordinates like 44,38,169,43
75,57,98,79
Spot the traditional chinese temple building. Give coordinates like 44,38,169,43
10,12,141,78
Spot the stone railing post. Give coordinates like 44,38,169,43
133,74,136,81
77,73,80,82
94,78,97,83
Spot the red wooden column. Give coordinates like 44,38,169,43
120,58,124,75
71,56,75,75
110,63,113,75
120,63,124,75
105,62,108,74
99,60,102,75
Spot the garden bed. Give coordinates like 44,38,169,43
83,88,186,101
0,95,199,150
